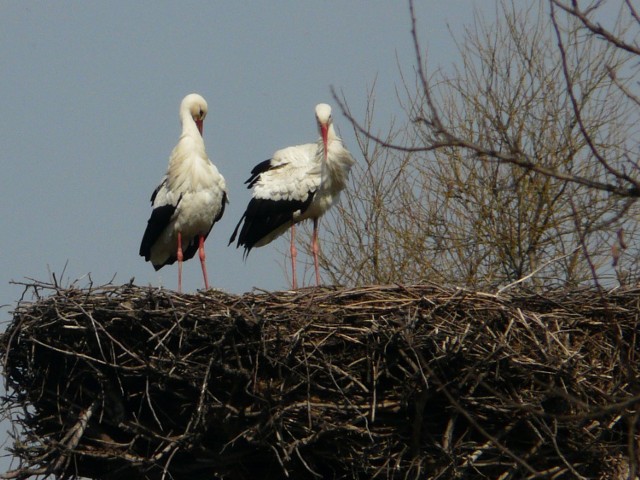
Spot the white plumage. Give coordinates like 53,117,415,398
230,103,354,288
140,93,227,292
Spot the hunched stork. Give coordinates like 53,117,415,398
140,93,227,292
229,103,354,288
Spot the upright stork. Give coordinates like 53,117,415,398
140,93,227,292
230,103,354,288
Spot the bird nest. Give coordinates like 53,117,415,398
1,280,639,479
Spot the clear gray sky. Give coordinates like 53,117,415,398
0,0,479,468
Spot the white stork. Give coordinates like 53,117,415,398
229,103,354,288
140,93,227,292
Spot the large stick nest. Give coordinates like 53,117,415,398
1,280,639,479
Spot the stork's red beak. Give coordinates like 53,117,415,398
321,123,328,160
196,118,204,136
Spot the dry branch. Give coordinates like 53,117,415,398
1,280,639,479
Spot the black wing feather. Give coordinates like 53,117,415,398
139,185,182,268
245,158,291,189
139,203,178,263
245,159,272,187
229,191,315,257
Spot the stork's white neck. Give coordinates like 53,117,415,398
180,111,201,139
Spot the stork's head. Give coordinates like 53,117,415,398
181,93,208,136
315,103,332,160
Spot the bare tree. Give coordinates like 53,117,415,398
316,0,640,289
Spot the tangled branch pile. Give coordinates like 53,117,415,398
1,280,639,479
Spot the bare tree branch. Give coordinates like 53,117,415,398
551,0,640,55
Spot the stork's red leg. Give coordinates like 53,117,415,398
199,234,210,290
290,224,298,289
177,232,184,293
312,218,321,286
